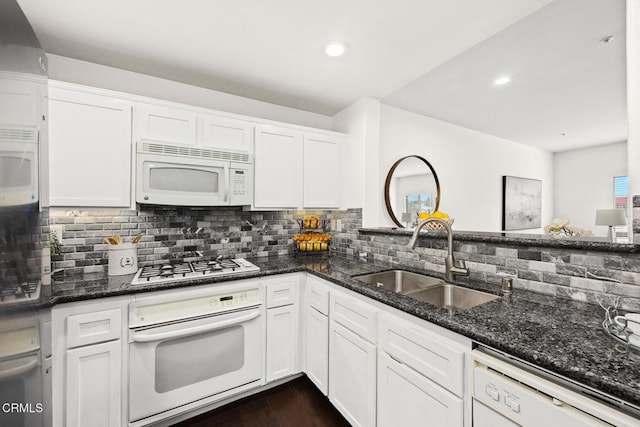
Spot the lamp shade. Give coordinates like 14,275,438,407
595,209,627,226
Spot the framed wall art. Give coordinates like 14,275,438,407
502,176,542,231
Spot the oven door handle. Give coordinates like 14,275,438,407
130,310,260,343
0,355,39,380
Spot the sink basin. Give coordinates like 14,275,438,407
409,284,499,310
353,269,499,310
353,270,445,294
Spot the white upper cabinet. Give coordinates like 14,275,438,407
303,132,341,209
135,103,198,145
253,125,344,210
199,115,252,152
0,76,43,128
48,86,132,207
254,124,303,209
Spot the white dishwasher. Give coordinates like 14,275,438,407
471,347,640,427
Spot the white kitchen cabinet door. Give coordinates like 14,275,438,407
329,320,376,427
199,114,252,152
0,76,42,128
253,125,303,209
135,103,197,145
378,352,463,427
303,132,342,209
304,305,329,395
48,87,132,207
65,340,121,427
266,304,299,382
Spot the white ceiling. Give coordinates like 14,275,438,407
16,0,625,152
383,0,627,152
16,0,552,115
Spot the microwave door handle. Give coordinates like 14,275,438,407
224,163,230,203
0,355,39,380
131,310,260,343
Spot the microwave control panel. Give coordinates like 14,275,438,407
230,165,253,205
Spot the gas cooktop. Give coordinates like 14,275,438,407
130,258,260,286
0,280,41,306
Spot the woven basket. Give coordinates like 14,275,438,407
421,218,454,229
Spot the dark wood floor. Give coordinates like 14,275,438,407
173,377,351,427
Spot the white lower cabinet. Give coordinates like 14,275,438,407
329,320,377,427
65,340,122,427
266,304,299,382
52,297,128,427
378,351,463,427
303,305,329,395
265,274,301,383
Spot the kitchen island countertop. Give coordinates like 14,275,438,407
50,254,640,414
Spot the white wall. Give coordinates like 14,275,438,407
47,54,332,130
378,104,554,232
554,142,627,236
332,97,381,226
628,0,640,242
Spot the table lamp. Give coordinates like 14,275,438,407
595,209,626,242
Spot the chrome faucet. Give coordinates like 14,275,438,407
407,218,469,282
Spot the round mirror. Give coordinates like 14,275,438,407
384,155,441,228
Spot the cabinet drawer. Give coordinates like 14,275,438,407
67,308,121,349
330,291,377,343
379,314,465,397
265,276,300,308
306,276,329,315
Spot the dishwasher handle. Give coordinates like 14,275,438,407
131,310,260,343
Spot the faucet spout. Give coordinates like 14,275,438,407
407,218,468,282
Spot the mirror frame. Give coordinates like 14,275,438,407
384,155,441,228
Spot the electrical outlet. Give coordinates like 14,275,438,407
51,225,63,242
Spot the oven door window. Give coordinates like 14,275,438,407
155,325,244,393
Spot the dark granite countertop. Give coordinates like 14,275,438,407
51,255,640,414
359,227,640,253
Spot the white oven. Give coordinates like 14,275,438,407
0,127,39,207
135,140,253,206
128,282,264,424
0,315,44,427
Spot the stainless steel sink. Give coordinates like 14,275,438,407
353,270,445,294
409,284,499,310
353,270,499,310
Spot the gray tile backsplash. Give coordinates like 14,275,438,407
52,200,640,311
50,206,360,276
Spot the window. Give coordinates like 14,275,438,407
405,193,433,215
613,176,628,209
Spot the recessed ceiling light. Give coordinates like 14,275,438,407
493,75,512,86
325,42,347,57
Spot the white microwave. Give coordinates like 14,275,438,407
135,140,253,206
0,127,39,207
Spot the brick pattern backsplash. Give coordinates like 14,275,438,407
50,207,360,277
51,203,640,311
634,195,640,243
354,230,640,311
